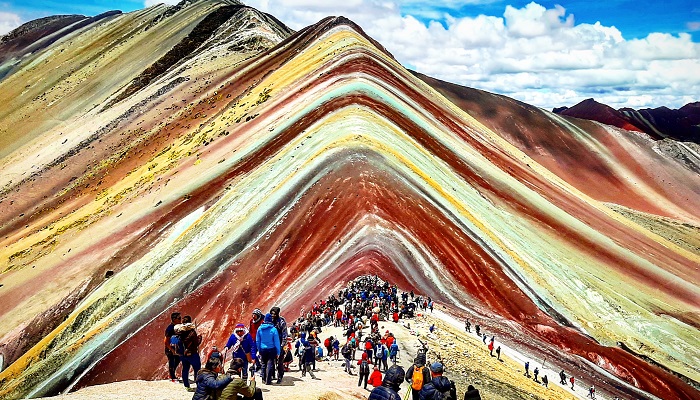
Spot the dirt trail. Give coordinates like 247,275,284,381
39,314,589,400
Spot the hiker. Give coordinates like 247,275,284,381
533,367,540,383
301,338,319,380
481,334,487,344
495,346,501,361
475,324,480,336
281,339,293,371
255,313,280,385
488,341,494,356
570,376,575,389
165,312,182,382
269,307,288,383
542,375,548,388
379,342,389,371
177,316,202,392
464,319,471,333
249,309,264,341
368,365,383,388
295,332,307,372
224,323,256,380
220,357,264,400
357,352,372,388
429,324,435,334
364,337,375,360
405,353,431,400
463,384,482,400
368,365,405,400
341,341,355,375
524,361,530,377
389,341,399,364
419,362,456,400
559,370,567,385
332,337,340,361
191,357,232,400
588,386,596,399
324,336,333,356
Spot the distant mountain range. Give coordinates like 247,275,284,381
554,98,700,144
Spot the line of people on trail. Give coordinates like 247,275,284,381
163,275,482,400
466,317,598,398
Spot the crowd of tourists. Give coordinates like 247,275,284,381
162,274,587,400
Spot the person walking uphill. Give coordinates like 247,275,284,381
357,352,372,389
419,362,456,400
255,313,280,385
269,306,288,383
368,365,406,400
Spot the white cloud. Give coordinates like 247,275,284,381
0,11,21,35
233,1,700,109
144,0,181,7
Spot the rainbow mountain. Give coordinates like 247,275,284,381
0,1,698,399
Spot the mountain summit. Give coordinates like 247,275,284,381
0,2,698,399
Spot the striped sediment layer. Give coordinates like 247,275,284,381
0,1,698,399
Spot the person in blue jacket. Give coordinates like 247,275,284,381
224,323,257,380
255,313,280,385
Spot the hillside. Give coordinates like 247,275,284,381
0,1,698,399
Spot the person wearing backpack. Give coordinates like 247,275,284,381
389,342,399,364
463,384,482,400
177,316,202,392
357,352,372,389
405,354,431,400
419,362,455,400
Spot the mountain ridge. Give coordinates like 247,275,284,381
0,3,698,400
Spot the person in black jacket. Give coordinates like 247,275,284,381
419,362,456,400
368,365,405,400
191,358,231,400
463,384,482,400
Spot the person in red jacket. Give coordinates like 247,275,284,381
249,309,264,341
368,365,383,388
392,311,399,323
335,309,343,327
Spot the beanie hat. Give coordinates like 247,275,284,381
252,308,263,316
383,365,406,386
430,362,444,373
264,313,274,323
414,352,426,367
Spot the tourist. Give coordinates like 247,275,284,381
164,312,182,382
255,313,280,385
191,358,232,400
220,357,263,400
418,362,456,400
368,365,405,400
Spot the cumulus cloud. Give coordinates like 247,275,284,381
244,1,700,109
144,0,181,7
0,11,21,35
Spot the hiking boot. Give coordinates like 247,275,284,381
276,379,282,384
185,387,196,392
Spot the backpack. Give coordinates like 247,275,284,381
170,335,184,355
411,366,425,390
297,342,307,357
324,338,331,348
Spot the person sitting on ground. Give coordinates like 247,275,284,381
368,365,406,400
220,358,263,400
368,365,383,388
419,362,456,400
463,384,482,400
191,358,232,400
405,353,431,400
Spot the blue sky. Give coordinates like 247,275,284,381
3,0,699,40
1,1,698,109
